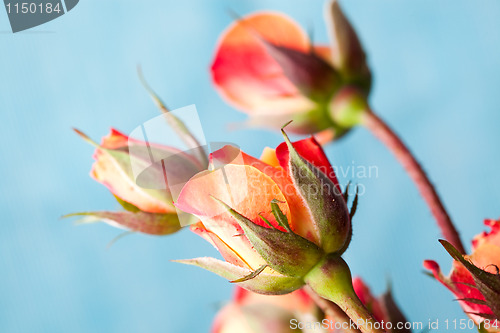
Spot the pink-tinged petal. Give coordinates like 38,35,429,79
91,148,174,214
210,145,320,244
426,221,500,325
190,222,253,269
176,165,290,270
472,247,500,277
472,219,500,250
276,137,340,189
234,286,251,304
100,128,129,149
450,261,494,322
232,286,314,312
424,259,494,324
211,12,314,115
211,145,283,182
423,260,442,279
234,286,314,313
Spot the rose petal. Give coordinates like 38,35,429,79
211,12,314,115
210,145,320,244
276,137,340,189
176,165,291,270
190,222,253,269
472,219,500,250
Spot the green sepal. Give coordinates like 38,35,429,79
440,240,500,321
260,41,341,104
281,126,350,254
325,0,371,93
270,199,292,233
213,197,324,278
63,210,182,236
343,181,351,202
230,265,268,283
174,257,304,295
456,298,489,306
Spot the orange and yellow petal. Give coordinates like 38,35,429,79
176,165,291,269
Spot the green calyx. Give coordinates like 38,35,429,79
304,254,357,304
329,86,369,129
212,196,324,278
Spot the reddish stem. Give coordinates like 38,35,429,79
362,110,465,254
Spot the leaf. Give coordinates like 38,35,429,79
63,211,182,236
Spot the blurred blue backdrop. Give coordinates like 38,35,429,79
1,0,500,332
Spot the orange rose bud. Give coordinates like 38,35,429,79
68,128,203,235
425,219,500,329
211,3,371,141
175,135,353,294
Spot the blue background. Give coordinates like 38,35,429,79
1,0,500,332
